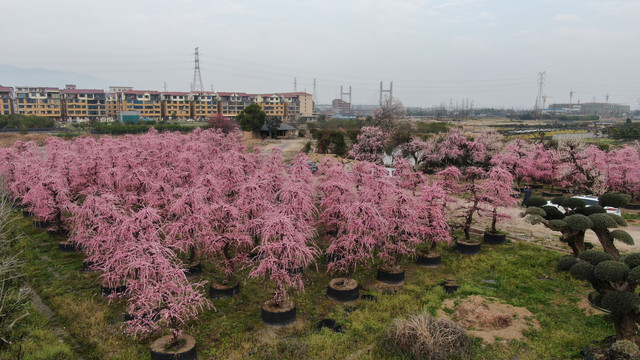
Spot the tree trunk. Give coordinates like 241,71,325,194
564,230,586,257
593,229,621,260
615,313,640,346
491,208,498,233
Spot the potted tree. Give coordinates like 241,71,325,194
479,167,517,244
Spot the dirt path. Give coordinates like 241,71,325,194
474,205,640,254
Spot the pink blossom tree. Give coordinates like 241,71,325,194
606,144,640,200
350,126,387,164
478,167,518,233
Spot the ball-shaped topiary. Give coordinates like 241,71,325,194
611,230,635,245
609,214,627,227
557,256,579,271
564,214,593,231
601,291,640,315
594,260,629,283
627,266,640,284
624,254,640,269
599,193,629,209
541,205,565,220
550,196,567,206
580,205,606,216
547,219,566,231
563,197,587,211
524,196,547,208
570,261,595,281
589,213,619,230
579,250,615,266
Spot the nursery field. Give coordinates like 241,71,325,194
2,213,613,360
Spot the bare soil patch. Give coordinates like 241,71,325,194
439,295,540,344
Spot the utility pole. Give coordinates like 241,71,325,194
605,92,610,104
380,81,393,106
191,47,204,92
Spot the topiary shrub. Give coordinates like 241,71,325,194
563,197,587,211
579,250,615,266
594,260,629,283
569,251,640,346
612,230,634,245
524,196,547,208
610,340,640,359
589,213,619,230
541,205,564,220
550,196,567,206
581,205,606,216
599,193,629,209
386,313,471,360
557,256,579,271
564,214,593,231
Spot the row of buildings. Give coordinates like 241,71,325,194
0,85,313,122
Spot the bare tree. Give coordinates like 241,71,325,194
373,98,406,130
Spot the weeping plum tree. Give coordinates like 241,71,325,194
350,126,387,164
478,167,517,234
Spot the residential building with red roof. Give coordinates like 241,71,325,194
0,86,13,115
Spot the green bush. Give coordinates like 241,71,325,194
588,213,619,230
612,230,634,245
599,193,629,208
627,266,640,284
557,256,579,271
594,260,629,282
563,198,586,211
579,250,615,266
564,214,593,231
624,254,640,269
524,196,547,208
541,205,564,220
580,205,606,216
569,261,595,281
601,291,640,315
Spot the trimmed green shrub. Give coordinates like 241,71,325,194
611,230,635,245
570,261,595,281
541,205,564,220
579,250,615,266
601,291,640,315
599,193,629,208
627,266,640,284
589,213,619,230
594,261,629,282
524,196,547,208
624,254,640,269
564,214,593,231
581,205,606,216
557,256,579,271
563,197,587,211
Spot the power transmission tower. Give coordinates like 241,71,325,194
312,78,318,104
569,89,575,109
534,71,545,115
340,85,352,104
380,81,393,106
294,77,297,92
191,47,204,92
605,92,610,104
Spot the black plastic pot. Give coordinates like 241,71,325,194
82,261,95,272
48,229,69,239
542,191,563,197
483,232,506,245
150,334,197,360
440,280,460,294
315,319,344,333
261,301,296,326
100,285,127,297
376,267,405,285
416,252,441,267
183,263,202,277
587,292,610,314
624,202,640,210
455,240,481,255
209,282,240,298
58,241,79,253
33,220,52,229
327,278,359,302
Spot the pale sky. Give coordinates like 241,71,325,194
1,0,639,109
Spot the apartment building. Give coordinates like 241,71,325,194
217,92,252,117
161,92,191,119
255,94,287,117
190,91,218,120
281,92,313,118
14,87,62,119
108,90,162,120
0,87,13,115
61,86,106,122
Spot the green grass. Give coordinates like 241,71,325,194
11,212,613,359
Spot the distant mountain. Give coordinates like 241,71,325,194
0,64,108,89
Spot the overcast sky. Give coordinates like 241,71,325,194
1,0,639,109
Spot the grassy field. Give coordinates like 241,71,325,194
2,212,614,360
